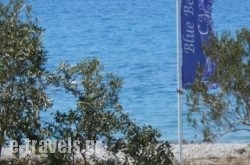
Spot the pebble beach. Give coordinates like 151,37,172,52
1,143,250,164
172,143,250,164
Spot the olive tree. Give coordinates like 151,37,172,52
0,0,51,155
45,58,174,164
45,58,127,163
187,28,250,142
0,1,175,164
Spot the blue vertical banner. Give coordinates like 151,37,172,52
181,0,215,87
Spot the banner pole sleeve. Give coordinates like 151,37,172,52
176,0,183,164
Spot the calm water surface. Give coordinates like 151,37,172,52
26,0,250,143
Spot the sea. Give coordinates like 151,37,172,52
23,0,250,143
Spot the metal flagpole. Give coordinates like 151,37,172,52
176,0,183,164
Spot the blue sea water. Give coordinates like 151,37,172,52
25,0,250,143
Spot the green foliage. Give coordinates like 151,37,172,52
124,125,174,165
45,58,175,164
0,0,51,155
47,58,125,140
187,28,250,142
0,0,175,164
45,58,127,164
